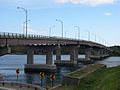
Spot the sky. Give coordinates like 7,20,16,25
0,0,120,46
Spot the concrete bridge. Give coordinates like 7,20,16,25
0,32,110,72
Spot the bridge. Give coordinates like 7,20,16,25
0,32,110,72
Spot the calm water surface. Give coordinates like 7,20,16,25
0,55,120,86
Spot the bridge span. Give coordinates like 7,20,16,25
0,32,110,72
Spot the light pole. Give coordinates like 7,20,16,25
17,7,28,37
56,19,63,38
49,25,55,37
64,31,67,37
23,20,30,34
85,29,90,41
99,37,101,44
92,33,96,42
74,26,80,39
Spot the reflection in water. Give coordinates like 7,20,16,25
25,74,34,84
0,55,120,86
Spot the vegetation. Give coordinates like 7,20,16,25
69,64,103,77
109,46,120,56
55,65,120,90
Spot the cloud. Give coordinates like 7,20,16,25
104,12,112,16
0,0,53,9
54,0,117,6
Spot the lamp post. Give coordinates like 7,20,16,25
17,7,28,37
23,20,30,34
49,25,55,37
99,37,101,44
85,29,90,41
56,19,63,38
92,33,96,42
64,31,67,37
74,26,80,39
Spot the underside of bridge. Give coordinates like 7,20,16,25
25,45,109,72
0,45,110,73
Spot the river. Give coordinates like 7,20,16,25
0,55,120,86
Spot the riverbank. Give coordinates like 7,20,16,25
53,64,120,90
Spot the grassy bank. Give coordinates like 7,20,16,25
55,65,120,90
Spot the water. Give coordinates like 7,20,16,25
0,55,82,86
0,55,120,86
96,56,120,67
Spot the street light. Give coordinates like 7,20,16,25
99,37,101,44
17,7,28,37
92,33,96,42
23,20,30,34
64,31,67,37
49,25,55,37
74,26,80,39
85,29,90,41
56,19,63,38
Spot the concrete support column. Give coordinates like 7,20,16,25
56,45,61,61
105,51,107,56
93,48,101,58
103,50,106,57
27,48,34,64
100,49,104,58
85,47,92,60
97,50,101,58
46,49,53,65
8,47,11,53
70,46,78,62
106,51,109,56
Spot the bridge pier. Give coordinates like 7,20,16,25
55,45,79,66
86,48,110,61
46,48,53,65
27,48,34,64
70,46,78,63
85,47,92,61
100,49,104,59
90,48,102,60
100,49,109,59
56,45,61,61
24,46,56,73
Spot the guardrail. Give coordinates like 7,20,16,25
0,32,50,39
0,81,46,90
0,32,86,41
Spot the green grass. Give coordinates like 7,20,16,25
69,64,103,77
56,65,120,90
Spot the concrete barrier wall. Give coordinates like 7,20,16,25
62,64,106,86
0,81,46,90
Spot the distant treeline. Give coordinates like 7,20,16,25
109,46,120,56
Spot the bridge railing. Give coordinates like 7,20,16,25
0,32,105,47
0,32,79,41
0,32,51,39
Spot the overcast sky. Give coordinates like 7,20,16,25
0,0,120,46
